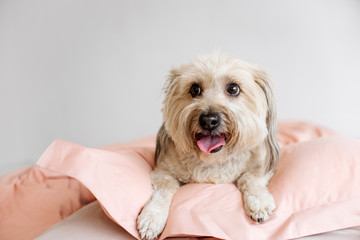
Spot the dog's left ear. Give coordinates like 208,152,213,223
253,68,280,174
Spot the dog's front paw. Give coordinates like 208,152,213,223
137,205,168,240
243,191,275,223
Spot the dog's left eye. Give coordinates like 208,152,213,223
226,83,241,96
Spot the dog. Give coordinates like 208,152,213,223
137,52,280,240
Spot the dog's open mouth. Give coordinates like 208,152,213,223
196,134,226,153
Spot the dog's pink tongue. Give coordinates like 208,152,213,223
197,135,225,153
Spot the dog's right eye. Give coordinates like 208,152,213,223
190,84,202,98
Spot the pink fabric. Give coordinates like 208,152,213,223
37,137,155,238
34,122,360,239
0,166,95,240
277,121,337,146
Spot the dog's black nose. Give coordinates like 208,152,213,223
199,113,220,131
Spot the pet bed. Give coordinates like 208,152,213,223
1,121,360,239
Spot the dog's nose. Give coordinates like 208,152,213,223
199,113,220,131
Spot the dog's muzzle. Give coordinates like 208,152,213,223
196,113,226,153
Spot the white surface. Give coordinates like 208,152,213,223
35,201,136,240
296,226,360,240
1,0,360,171
36,200,360,240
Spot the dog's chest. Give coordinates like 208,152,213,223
172,154,248,184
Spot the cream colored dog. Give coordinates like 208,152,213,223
137,53,279,240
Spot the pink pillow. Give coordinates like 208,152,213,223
0,166,95,240
37,135,360,239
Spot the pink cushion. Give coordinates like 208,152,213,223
36,125,360,239
0,166,95,240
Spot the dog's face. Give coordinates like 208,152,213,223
162,53,277,164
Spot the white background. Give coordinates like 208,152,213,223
1,0,359,173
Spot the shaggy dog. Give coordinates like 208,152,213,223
137,53,280,240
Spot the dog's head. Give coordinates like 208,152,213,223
162,53,279,170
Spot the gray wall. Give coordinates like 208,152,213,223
1,0,360,172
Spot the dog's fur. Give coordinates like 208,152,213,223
137,53,280,240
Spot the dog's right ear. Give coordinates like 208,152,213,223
164,67,181,93
162,66,183,123
154,123,171,165
169,67,182,79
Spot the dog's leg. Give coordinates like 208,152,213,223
236,172,275,223
137,169,180,240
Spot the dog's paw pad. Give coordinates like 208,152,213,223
253,217,264,223
137,208,168,240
